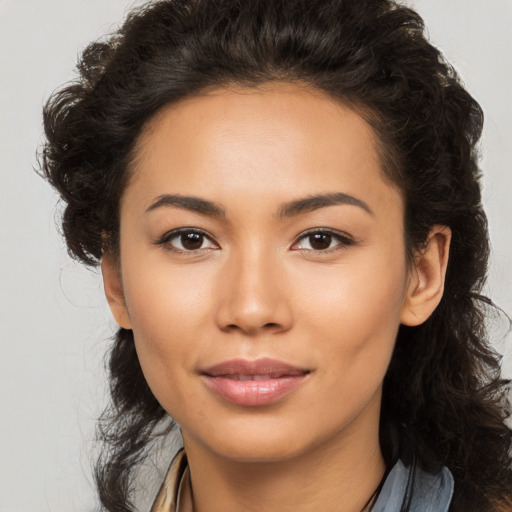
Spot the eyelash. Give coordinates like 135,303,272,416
291,229,356,254
155,228,356,254
155,228,219,253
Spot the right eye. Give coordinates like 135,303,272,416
157,229,218,252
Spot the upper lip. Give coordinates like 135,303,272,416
200,358,310,378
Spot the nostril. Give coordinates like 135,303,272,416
222,321,282,334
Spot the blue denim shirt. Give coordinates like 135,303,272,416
372,457,454,512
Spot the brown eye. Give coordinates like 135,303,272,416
159,229,218,252
308,233,332,250
181,232,204,250
293,230,354,252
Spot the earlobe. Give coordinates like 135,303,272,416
400,225,451,327
101,253,132,330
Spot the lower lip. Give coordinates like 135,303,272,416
202,374,309,407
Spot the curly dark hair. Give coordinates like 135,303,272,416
40,0,512,511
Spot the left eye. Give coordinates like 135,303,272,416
293,231,352,251
160,229,218,252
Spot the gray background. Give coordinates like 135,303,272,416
1,1,511,510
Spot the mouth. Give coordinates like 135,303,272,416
224,372,305,381
200,358,311,407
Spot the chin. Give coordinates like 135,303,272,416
183,413,345,465
211,438,310,464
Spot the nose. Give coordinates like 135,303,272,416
215,248,293,336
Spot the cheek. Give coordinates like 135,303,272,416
294,249,407,381
298,250,407,330
122,242,216,326
120,254,216,397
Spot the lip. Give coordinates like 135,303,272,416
200,358,311,407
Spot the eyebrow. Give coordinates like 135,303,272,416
146,194,226,217
145,192,373,219
277,192,373,218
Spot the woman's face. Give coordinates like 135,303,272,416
105,84,419,463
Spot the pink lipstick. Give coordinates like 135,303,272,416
200,358,310,406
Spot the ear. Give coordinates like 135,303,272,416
101,253,132,329
400,225,451,326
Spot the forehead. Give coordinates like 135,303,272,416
125,83,402,217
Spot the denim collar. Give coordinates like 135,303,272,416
372,457,454,512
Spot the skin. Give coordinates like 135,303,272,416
103,83,451,512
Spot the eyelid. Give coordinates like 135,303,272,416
291,228,356,252
155,227,219,252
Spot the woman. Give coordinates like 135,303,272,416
40,0,512,510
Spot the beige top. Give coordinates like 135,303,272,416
151,450,193,512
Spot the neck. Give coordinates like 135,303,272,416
182,407,385,512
